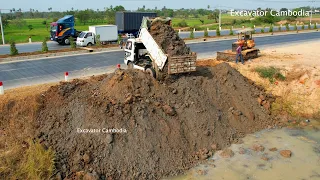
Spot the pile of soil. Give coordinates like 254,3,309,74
149,20,191,56
23,63,277,179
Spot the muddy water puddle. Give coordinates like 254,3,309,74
166,121,320,180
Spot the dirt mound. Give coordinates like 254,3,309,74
150,21,191,56
26,63,277,179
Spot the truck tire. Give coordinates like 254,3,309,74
64,38,70,45
145,68,156,78
127,62,134,69
87,42,92,46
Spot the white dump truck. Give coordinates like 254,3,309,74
76,25,118,47
123,17,197,79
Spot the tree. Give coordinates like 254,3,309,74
10,39,19,56
286,23,290,31
189,30,194,39
69,37,76,49
269,25,273,32
42,37,49,52
302,23,305,30
280,8,288,12
229,27,234,35
207,5,210,10
216,27,220,36
76,10,90,25
261,26,265,33
294,24,297,31
95,35,102,47
314,23,318,29
204,28,209,37
208,9,219,23
308,23,311,30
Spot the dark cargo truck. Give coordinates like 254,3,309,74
116,12,157,37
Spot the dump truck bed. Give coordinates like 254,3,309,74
139,27,197,75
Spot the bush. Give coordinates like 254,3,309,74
302,24,305,30
314,23,318,29
261,27,265,33
229,27,234,35
204,28,209,37
69,37,76,49
41,38,48,52
216,27,221,36
269,25,273,32
286,23,290,31
95,35,102,47
251,25,256,34
42,20,47,25
189,30,194,39
278,26,281,32
308,23,311,30
255,66,286,83
294,24,297,31
177,20,188,27
10,39,19,56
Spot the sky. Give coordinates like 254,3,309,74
1,0,319,12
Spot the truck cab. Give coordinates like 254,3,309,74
124,38,152,72
50,15,79,45
76,31,95,47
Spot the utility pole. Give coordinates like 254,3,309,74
219,7,221,31
0,10,5,45
310,1,315,24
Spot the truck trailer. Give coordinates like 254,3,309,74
76,25,118,47
116,12,157,37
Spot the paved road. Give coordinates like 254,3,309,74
0,25,319,55
0,32,319,90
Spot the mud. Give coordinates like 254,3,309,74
1,63,279,179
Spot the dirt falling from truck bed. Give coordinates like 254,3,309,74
29,63,278,179
149,20,191,56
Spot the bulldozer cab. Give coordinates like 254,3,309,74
233,28,255,50
237,28,253,40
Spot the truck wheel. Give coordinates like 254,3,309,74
145,68,156,78
87,42,92,46
64,38,70,45
127,62,134,69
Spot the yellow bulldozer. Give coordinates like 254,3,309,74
217,28,259,62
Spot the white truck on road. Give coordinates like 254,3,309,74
76,25,118,47
124,17,197,79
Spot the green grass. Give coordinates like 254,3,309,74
255,66,286,83
0,18,107,43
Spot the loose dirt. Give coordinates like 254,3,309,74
1,63,278,179
150,20,191,56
